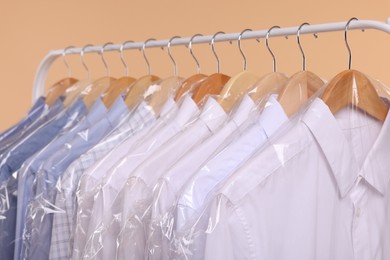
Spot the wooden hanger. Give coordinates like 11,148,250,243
365,76,390,100
102,41,137,108
63,79,94,107
216,29,266,112
124,38,166,111
278,23,324,117
192,73,229,106
82,76,117,109
175,74,207,102
45,78,78,106
45,46,79,106
146,76,184,115
124,75,160,109
175,34,208,102
143,36,187,115
82,43,119,109
102,77,136,108
321,69,388,122
278,71,324,117
192,32,231,107
217,71,259,112
62,44,96,107
249,72,289,102
322,18,388,122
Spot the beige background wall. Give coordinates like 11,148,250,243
1,0,390,131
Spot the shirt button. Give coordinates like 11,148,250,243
356,207,361,218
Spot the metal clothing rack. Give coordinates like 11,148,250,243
32,18,390,103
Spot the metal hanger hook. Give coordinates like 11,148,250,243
345,17,358,70
120,40,134,76
81,44,93,80
211,31,225,73
62,46,74,78
167,36,181,77
238,29,252,71
188,34,203,74
266,26,280,72
297,23,318,71
100,42,113,77
142,38,156,75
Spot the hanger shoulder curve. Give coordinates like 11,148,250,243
82,77,116,109
146,76,184,116
249,72,288,103
125,75,160,109
175,74,207,102
192,73,230,107
63,79,94,107
321,70,388,122
278,71,324,117
102,76,136,108
217,71,259,112
45,77,78,106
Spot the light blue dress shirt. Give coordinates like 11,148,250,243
0,97,64,155
0,96,46,143
22,96,128,260
0,98,86,260
13,98,107,260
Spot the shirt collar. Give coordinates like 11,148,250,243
29,96,46,115
258,95,288,138
199,97,228,132
230,94,257,127
301,98,390,197
85,97,108,125
172,95,199,129
106,96,129,127
66,97,87,117
159,96,177,118
45,96,65,117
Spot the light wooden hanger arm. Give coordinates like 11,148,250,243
321,70,388,122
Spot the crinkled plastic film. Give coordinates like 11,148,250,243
165,91,318,259
19,96,129,260
77,89,248,260
144,102,257,259
71,100,177,260
144,76,287,260
72,80,186,260
77,95,202,259
48,101,159,260
0,97,89,260
168,72,390,259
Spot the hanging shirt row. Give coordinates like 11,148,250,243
1,27,390,260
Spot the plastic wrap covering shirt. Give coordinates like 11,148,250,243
0,97,64,155
146,94,258,260
110,96,227,260
13,98,107,260
49,100,156,260
203,98,390,260
171,95,288,259
0,96,46,145
71,96,179,260
0,98,86,260
77,95,199,260
22,97,128,260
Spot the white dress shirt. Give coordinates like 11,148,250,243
146,94,258,260
107,96,228,260
71,98,177,260
80,95,200,260
203,98,390,260
171,95,288,259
